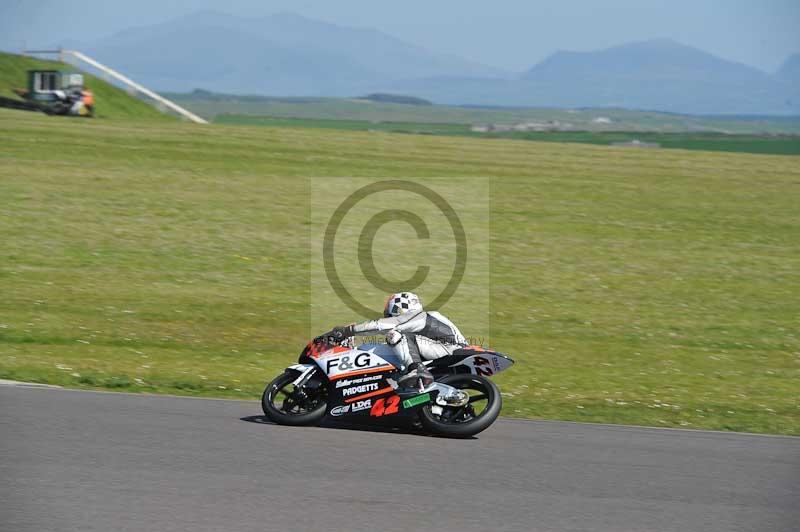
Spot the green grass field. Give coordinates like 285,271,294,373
215,115,800,156
1,108,798,435
0,52,174,121
170,91,800,135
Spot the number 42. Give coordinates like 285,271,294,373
370,395,400,417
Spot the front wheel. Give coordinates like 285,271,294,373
261,371,328,426
418,374,502,438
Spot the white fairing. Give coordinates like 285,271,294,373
313,343,401,380
453,354,514,377
287,364,317,385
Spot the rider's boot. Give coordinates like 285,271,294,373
396,362,434,392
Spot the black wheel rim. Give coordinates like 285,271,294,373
269,377,326,415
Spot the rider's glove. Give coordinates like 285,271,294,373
386,329,402,346
330,325,354,341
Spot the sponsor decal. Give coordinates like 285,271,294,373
342,382,380,397
492,356,500,371
335,375,382,389
402,393,431,409
330,405,350,416
351,399,372,412
326,352,372,373
344,385,393,404
370,395,401,417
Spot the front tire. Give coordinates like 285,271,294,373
419,374,502,438
261,371,328,426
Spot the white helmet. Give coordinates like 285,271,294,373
383,292,423,318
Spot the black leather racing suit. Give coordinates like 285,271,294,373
352,310,466,368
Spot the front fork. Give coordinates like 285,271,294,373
284,364,322,404
287,363,317,387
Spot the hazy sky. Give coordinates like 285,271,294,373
2,0,798,72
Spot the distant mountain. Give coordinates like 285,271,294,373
381,39,798,115
523,39,768,84
360,93,432,105
514,39,796,114
82,10,505,95
776,53,800,83
75,17,798,114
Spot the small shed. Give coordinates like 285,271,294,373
26,70,84,102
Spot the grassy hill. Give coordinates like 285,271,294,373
1,108,798,435
0,51,174,121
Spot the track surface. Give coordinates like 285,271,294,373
1,385,798,532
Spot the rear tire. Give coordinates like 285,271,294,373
261,371,327,426
419,374,502,438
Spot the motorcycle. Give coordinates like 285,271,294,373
261,334,514,438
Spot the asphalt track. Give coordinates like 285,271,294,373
1,385,798,532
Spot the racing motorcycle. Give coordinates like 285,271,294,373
261,334,514,438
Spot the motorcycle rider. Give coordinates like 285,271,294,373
325,292,467,390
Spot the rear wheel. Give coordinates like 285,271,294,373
261,371,328,426
418,374,502,438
